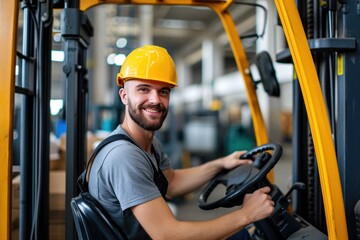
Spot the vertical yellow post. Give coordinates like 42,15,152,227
212,4,272,180
274,0,348,239
0,1,18,239
212,7,269,146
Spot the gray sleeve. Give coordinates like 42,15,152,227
99,141,162,211
152,137,172,171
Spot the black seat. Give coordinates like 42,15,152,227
71,191,128,240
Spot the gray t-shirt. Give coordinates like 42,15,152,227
88,125,171,239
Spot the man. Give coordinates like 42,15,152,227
88,45,274,239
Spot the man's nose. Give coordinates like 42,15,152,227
148,90,160,104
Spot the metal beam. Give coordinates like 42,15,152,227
61,6,93,239
337,2,360,238
0,1,18,239
80,0,235,11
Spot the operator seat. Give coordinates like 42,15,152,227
70,191,128,240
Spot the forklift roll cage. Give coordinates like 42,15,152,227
0,0,348,239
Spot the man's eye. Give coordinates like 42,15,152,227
160,89,170,95
138,88,149,93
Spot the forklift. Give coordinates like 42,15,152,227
1,0,359,239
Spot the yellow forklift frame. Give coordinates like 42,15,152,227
0,0,347,239
274,1,347,239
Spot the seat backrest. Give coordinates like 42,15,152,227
71,192,128,240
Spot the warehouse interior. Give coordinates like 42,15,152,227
3,0,360,239
11,3,294,239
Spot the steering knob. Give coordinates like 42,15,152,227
251,152,272,169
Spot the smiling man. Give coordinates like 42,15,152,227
122,80,170,132
88,45,274,239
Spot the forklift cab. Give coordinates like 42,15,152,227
3,0,358,239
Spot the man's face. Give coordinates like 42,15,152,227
122,80,171,131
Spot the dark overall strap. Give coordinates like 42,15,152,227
78,134,136,192
77,133,162,192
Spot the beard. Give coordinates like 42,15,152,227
128,99,168,131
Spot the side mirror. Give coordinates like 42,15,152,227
250,51,280,97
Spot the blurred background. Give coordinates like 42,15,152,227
11,2,295,239
14,2,294,169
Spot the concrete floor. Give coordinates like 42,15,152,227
172,142,293,222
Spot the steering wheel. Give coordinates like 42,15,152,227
198,143,282,210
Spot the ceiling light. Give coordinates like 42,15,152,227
107,53,116,65
116,38,128,48
114,54,126,66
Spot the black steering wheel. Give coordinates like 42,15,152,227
198,143,282,210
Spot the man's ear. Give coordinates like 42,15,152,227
119,88,128,105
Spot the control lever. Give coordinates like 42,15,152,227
269,182,306,238
278,182,306,206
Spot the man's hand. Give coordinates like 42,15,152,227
220,151,253,170
165,150,253,197
241,186,275,222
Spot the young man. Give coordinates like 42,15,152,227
88,45,274,239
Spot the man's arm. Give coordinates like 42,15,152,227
164,151,251,197
132,186,274,240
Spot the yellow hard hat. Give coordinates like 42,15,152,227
116,45,177,87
